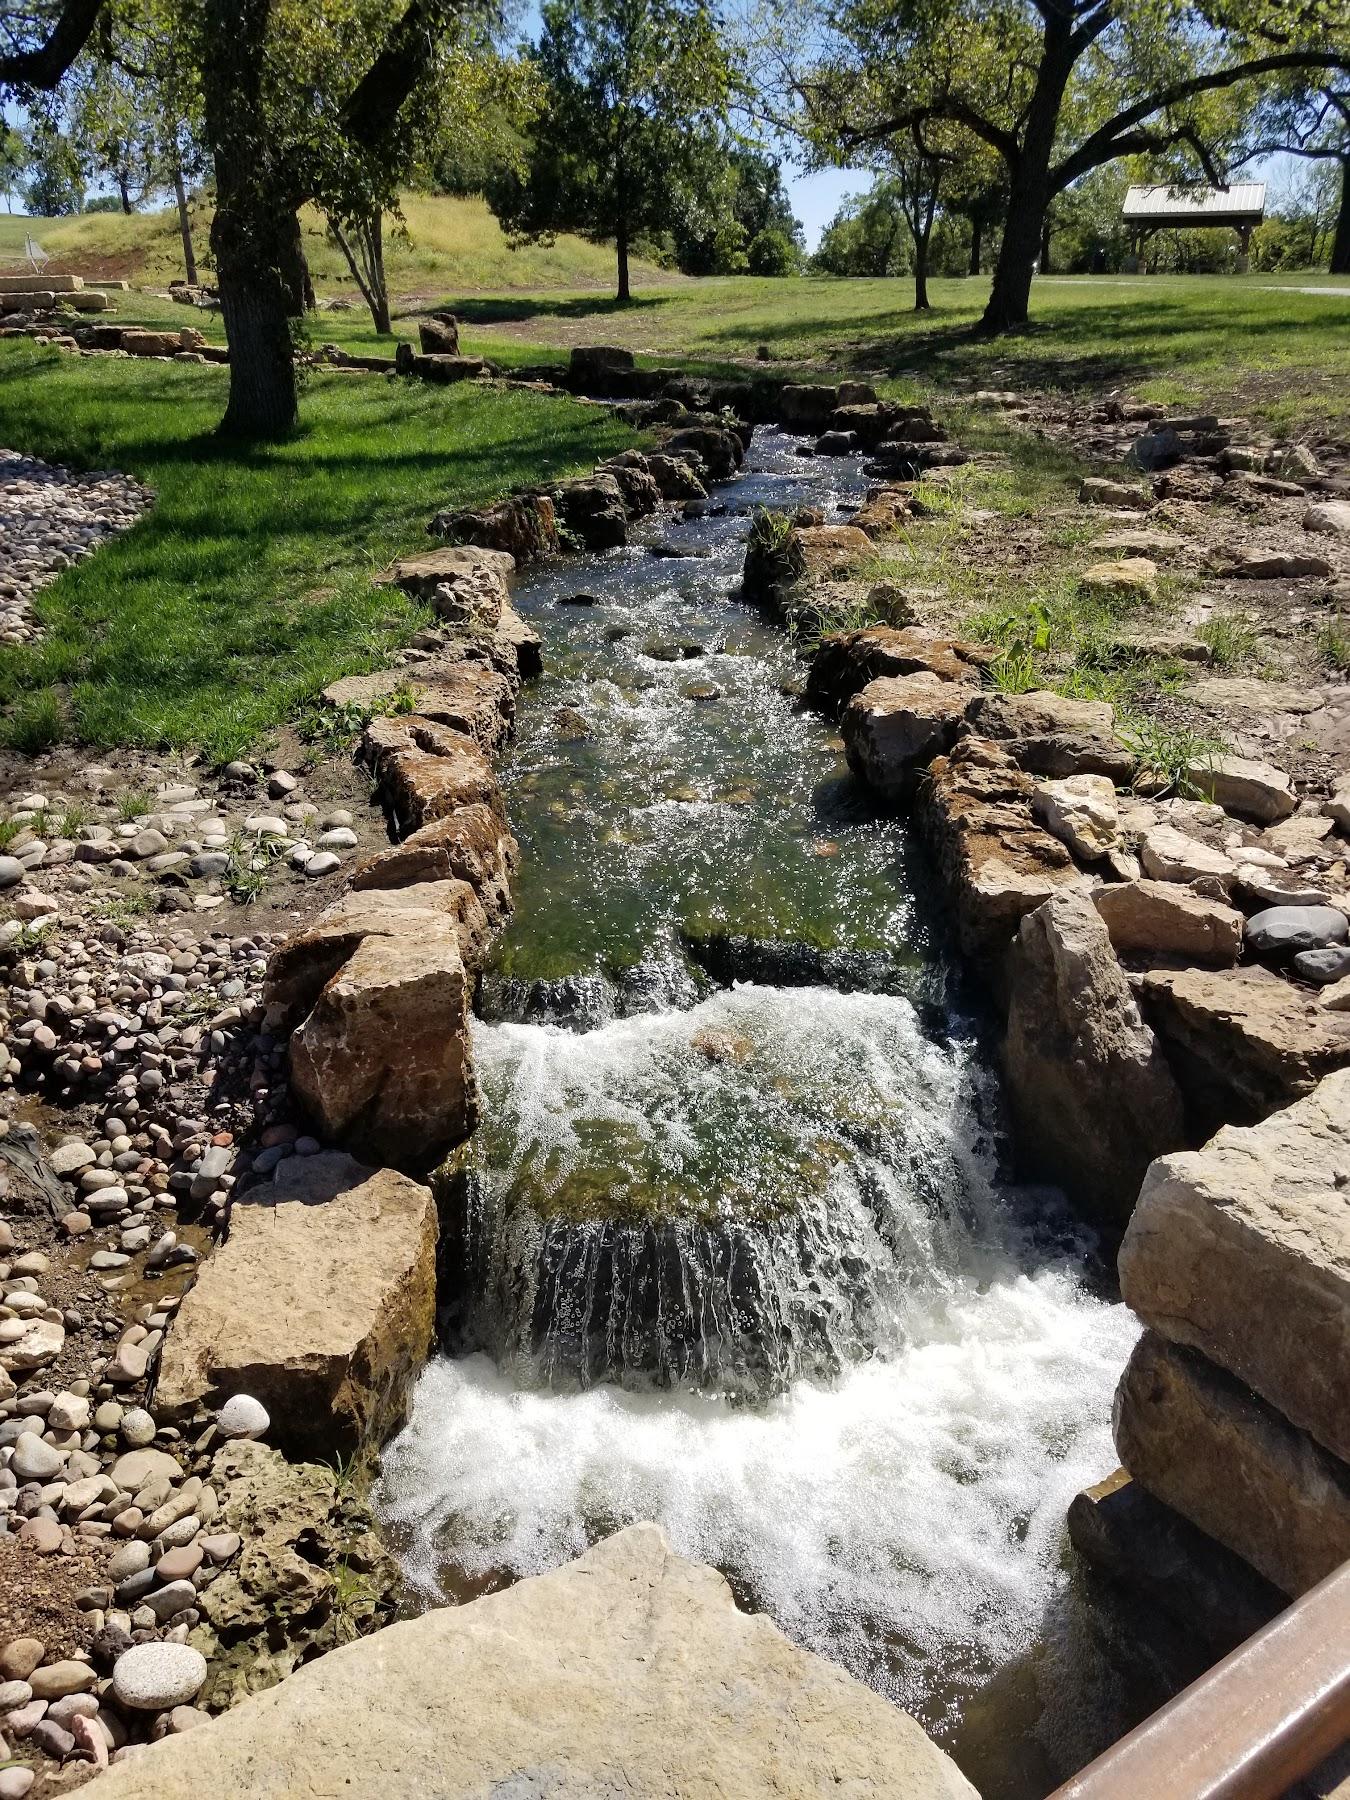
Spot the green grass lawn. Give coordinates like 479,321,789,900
0,340,635,761
435,272,1350,434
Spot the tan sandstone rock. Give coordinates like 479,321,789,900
85,1523,975,1800
361,714,503,837
1003,890,1186,1219
961,690,1132,780
842,673,972,798
351,804,518,927
1032,772,1119,860
1092,880,1243,964
1119,1070,1350,1463
806,625,986,714
916,743,1091,962
1080,557,1157,597
266,883,486,1166
1139,824,1235,889
1185,752,1296,825
1141,965,1350,1126
1113,1331,1350,1598
155,1153,436,1460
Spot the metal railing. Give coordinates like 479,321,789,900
1048,1560,1350,1800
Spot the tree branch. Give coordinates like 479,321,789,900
341,0,462,154
0,0,104,89
1052,49,1350,189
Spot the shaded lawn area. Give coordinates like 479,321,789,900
0,340,635,763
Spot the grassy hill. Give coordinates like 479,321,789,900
0,193,676,294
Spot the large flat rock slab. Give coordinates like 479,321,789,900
1113,1331,1350,1598
1120,1070,1350,1463
86,1523,975,1800
156,1153,436,1460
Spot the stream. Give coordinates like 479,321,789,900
375,430,1141,1795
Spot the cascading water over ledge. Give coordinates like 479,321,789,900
436,982,1008,1396
377,429,1139,1791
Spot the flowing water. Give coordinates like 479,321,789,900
376,431,1140,1794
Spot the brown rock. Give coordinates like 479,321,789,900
962,690,1132,780
1002,890,1186,1219
842,673,972,799
431,495,559,563
0,1638,44,1681
350,805,517,927
1113,1332,1350,1598
155,1153,436,1459
1140,965,1350,1128
418,315,459,355
376,543,514,623
1225,547,1332,580
850,487,913,537
644,454,707,501
83,1524,974,1800
360,715,502,837
806,626,986,714
268,886,483,1165
1119,1070,1350,1463
1093,880,1243,964
915,742,1090,963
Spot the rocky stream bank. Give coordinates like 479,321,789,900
0,351,1347,1794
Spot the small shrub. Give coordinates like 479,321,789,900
1198,614,1261,671
116,789,154,822
1318,616,1350,675
1118,715,1227,799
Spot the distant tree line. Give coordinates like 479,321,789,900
0,0,1343,440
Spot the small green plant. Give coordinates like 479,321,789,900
988,599,1053,692
746,506,795,555
101,889,156,928
0,818,24,851
1118,715,1228,799
2,693,65,754
224,829,287,904
52,801,92,839
1198,613,1261,671
1318,615,1350,675
116,789,154,822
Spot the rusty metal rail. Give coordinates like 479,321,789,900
1048,1560,1350,1800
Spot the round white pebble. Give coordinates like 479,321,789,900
217,1393,270,1440
112,1642,207,1711
119,1406,157,1447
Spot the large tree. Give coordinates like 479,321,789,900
793,0,1349,333
1238,77,1350,271
488,0,732,301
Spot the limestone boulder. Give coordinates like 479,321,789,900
548,473,629,548
1080,557,1157,598
1139,825,1235,889
850,486,913,538
1032,772,1119,861
916,742,1093,964
807,626,986,715
645,453,707,501
842,673,971,799
1304,499,1350,538
278,894,480,1166
777,383,840,430
1093,880,1242,964
1119,1070,1350,1463
86,1524,974,1800
962,690,1132,781
418,314,459,355
360,714,502,836
1002,890,1186,1219
155,1154,436,1460
377,543,514,620
1226,547,1331,580
430,495,559,563
1079,476,1150,509
662,425,745,480
351,805,517,928
1113,1332,1350,1598
1185,752,1296,824
1141,964,1350,1128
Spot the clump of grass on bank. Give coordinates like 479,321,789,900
0,342,635,762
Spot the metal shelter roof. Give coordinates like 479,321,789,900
1122,183,1267,225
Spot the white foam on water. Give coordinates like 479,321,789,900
378,982,1138,1725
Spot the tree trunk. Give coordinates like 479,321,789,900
331,209,392,334
280,210,314,316
978,23,1075,335
914,236,931,310
172,165,198,285
1039,218,1052,274
369,210,390,333
969,215,983,276
616,216,631,303
116,169,131,214
202,0,298,438
1332,157,1350,276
